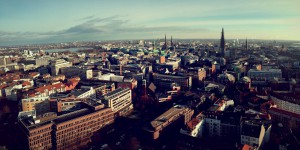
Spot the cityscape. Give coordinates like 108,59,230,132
1,0,300,150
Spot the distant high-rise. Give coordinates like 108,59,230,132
171,36,173,47
220,28,225,57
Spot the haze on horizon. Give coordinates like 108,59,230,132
0,0,299,46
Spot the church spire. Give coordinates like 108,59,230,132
164,34,167,49
246,38,248,50
162,34,167,50
220,28,225,57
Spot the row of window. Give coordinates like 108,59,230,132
31,127,51,135
57,111,111,130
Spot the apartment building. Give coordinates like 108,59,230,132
270,92,300,115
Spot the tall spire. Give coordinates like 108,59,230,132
162,34,167,50
164,34,167,49
153,39,155,50
245,38,248,50
171,36,173,47
220,28,225,57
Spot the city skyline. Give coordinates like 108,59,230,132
0,0,300,46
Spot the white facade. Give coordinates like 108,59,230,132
271,95,300,115
191,119,205,138
50,59,72,75
73,87,96,99
247,69,282,81
103,88,132,112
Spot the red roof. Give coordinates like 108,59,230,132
241,144,253,150
28,72,39,77
35,83,65,93
187,118,200,131
0,84,8,89
22,81,31,86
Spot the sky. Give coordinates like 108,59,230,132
0,0,299,46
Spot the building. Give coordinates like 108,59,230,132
240,120,272,148
101,88,132,116
50,59,72,76
198,68,206,81
159,56,165,64
270,92,300,115
204,82,226,93
43,74,65,82
26,82,66,98
70,87,96,99
147,105,194,139
0,56,17,72
186,68,206,86
117,78,138,90
247,69,282,81
35,57,50,67
180,114,205,138
65,77,80,91
60,66,91,79
18,102,115,150
18,112,57,150
269,107,300,133
21,96,50,115
152,73,192,91
53,106,114,149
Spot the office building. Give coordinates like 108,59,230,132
152,73,192,91
101,88,132,116
240,120,271,148
18,102,115,150
50,59,72,76
247,69,282,81
35,57,51,67
147,105,194,139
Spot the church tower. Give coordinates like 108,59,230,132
220,28,225,57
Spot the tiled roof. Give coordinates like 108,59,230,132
187,118,200,131
35,83,65,93
0,84,8,89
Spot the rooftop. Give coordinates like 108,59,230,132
150,105,188,129
269,107,300,118
70,88,92,97
104,87,129,98
153,73,188,79
270,91,300,105
54,108,91,124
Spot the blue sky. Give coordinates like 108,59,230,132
0,0,299,46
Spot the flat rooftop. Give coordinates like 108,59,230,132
104,88,129,97
153,73,188,79
150,105,187,129
54,108,91,124
71,88,91,97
